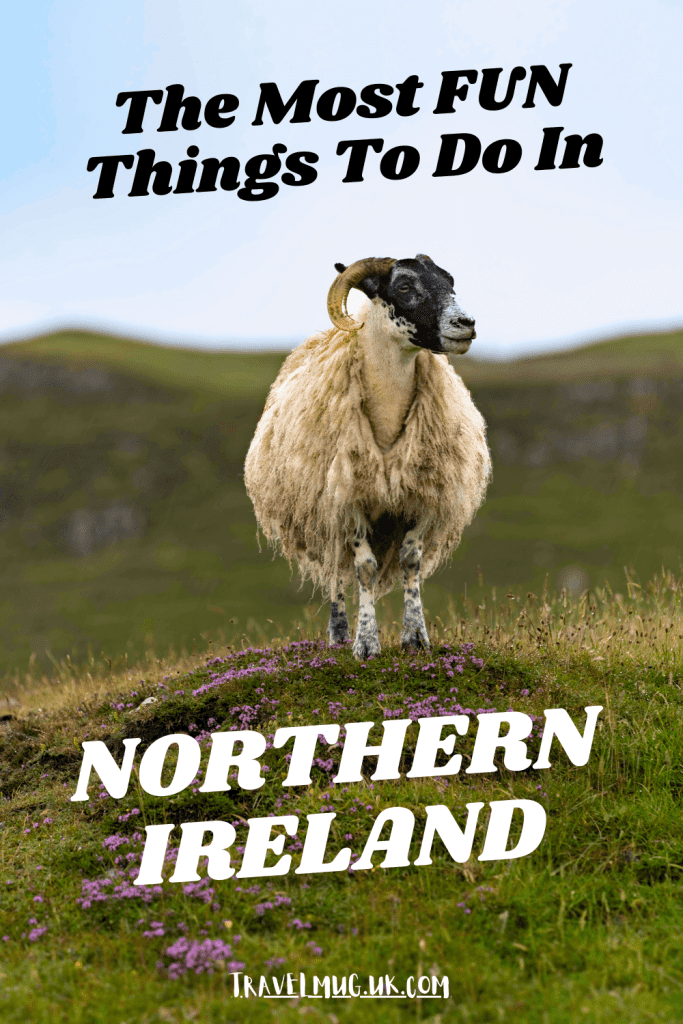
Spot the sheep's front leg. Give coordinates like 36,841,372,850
400,526,430,651
327,588,349,644
352,530,380,660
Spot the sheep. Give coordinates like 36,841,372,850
244,254,491,659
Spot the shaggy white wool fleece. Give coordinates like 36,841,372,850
244,310,491,600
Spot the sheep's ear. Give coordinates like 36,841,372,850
415,253,433,263
334,262,347,274
357,274,381,299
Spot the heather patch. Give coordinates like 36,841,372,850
2,575,683,1021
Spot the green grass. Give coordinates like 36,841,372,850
2,325,683,685
1,575,683,1021
6,323,683,391
2,325,683,1016
1,330,290,400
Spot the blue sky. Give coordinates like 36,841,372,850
1,0,682,356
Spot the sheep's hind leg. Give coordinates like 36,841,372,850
400,527,430,651
328,589,349,644
352,533,381,660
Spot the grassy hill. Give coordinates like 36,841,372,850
1,325,682,682
2,326,683,1021
1,576,682,1022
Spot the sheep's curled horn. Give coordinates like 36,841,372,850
326,257,397,331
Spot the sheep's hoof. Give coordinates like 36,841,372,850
401,626,430,651
352,632,381,660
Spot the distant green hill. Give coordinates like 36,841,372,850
1,326,682,679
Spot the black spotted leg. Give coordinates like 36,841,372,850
327,588,350,643
351,525,381,660
400,524,430,651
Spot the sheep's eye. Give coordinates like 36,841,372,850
397,283,411,292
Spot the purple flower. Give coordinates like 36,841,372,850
103,834,130,851
182,878,215,904
266,956,286,969
254,894,291,916
159,936,245,979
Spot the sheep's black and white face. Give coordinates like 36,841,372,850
356,254,475,354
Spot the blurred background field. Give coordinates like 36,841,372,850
1,326,682,682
